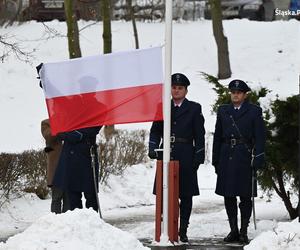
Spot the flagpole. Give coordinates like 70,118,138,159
161,0,172,243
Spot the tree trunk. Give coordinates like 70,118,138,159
101,0,112,54
101,0,114,139
64,0,82,59
126,0,139,49
209,0,231,79
271,169,298,219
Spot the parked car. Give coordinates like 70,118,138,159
204,0,275,21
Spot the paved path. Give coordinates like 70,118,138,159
141,237,244,250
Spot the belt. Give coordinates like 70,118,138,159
170,136,193,144
222,138,251,146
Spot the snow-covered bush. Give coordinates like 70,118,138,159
0,149,48,207
98,129,148,184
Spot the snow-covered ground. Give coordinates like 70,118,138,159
0,164,294,249
0,19,299,249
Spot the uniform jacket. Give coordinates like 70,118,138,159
41,119,62,187
149,98,205,197
212,101,266,197
52,126,101,193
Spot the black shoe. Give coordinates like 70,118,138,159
239,233,249,244
179,227,189,243
224,216,239,242
179,234,189,243
239,217,250,244
224,231,240,242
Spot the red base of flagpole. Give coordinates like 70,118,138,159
155,160,179,243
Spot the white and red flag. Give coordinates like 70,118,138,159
40,47,163,135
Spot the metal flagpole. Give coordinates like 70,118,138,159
161,0,173,244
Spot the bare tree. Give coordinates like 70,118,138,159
126,0,139,49
0,0,23,26
209,0,231,79
0,33,34,63
64,0,82,58
101,0,115,138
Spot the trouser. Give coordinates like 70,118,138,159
51,186,69,214
179,196,193,228
224,196,252,220
68,190,98,212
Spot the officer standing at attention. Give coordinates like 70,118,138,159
212,80,266,244
148,73,205,243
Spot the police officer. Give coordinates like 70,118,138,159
148,73,205,242
212,80,266,244
53,126,101,211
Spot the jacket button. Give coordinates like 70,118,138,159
229,157,232,160
174,122,176,125
70,151,74,154
232,124,234,126
231,134,234,137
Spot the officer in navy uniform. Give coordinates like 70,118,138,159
53,126,101,211
148,73,205,243
212,80,266,244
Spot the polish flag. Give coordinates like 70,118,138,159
40,47,163,135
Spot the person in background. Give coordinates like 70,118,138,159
41,119,69,213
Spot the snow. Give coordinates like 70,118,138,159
0,19,299,249
245,219,300,250
0,209,149,250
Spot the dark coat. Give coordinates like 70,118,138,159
52,126,101,193
149,98,205,197
41,119,62,187
212,101,266,197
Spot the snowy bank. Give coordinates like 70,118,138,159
245,219,300,250
0,209,149,250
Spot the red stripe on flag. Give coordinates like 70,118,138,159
46,83,163,135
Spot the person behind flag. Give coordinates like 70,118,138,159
41,119,69,213
52,126,101,211
212,80,266,244
148,73,205,243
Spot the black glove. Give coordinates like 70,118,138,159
214,164,219,175
44,146,54,153
36,63,43,88
148,150,158,159
252,154,265,170
253,153,265,170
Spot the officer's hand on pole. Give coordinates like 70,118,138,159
214,165,219,175
148,150,158,160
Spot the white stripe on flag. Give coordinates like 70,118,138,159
41,47,163,98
